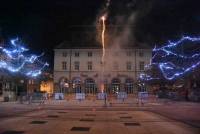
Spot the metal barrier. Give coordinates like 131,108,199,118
138,92,148,105
117,92,127,101
19,92,46,104
54,93,64,100
31,93,45,103
97,93,107,100
76,93,85,101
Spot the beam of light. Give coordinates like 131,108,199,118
143,36,200,81
0,38,48,77
100,15,106,93
101,15,106,65
98,0,110,93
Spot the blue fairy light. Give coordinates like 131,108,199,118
0,38,48,77
140,36,200,81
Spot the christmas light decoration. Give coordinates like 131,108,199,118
152,36,200,60
0,38,49,77
139,73,160,81
140,36,200,81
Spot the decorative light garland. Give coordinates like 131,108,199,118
0,38,49,77
140,36,200,81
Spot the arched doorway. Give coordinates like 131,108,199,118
59,77,69,93
85,78,97,94
72,77,82,93
111,78,121,94
125,78,134,94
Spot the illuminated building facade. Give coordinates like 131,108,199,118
54,43,152,94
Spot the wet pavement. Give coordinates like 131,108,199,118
0,109,199,134
0,97,200,134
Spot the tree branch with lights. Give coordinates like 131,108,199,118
140,36,200,82
0,38,49,77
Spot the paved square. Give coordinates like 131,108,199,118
0,109,199,134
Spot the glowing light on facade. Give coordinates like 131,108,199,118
101,15,106,65
100,15,106,93
98,0,110,93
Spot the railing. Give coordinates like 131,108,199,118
19,92,48,104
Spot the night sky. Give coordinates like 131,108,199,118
0,0,200,69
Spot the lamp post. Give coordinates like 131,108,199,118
69,49,72,94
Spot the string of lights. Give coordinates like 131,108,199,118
140,36,200,81
152,36,200,60
139,73,160,81
0,38,49,77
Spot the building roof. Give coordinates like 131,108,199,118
55,41,152,50
54,27,152,50
55,41,101,49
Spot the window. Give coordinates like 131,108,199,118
126,61,132,70
88,52,92,57
139,61,145,71
62,52,67,57
62,61,67,70
88,61,92,70
111,78,121,94
85,78,96,94
139,51,144,57
113,52,118,56
113,61,119,70
127,51,131,56
125,78,134,94
72,78,81,93
75,52,79,57
28,80,34,84
100,61,105,65
74,61,80,71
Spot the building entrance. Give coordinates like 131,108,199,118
85,78,97,94
59,77,69,93
72,77,82,93
111,78,121,94
125,78,134,94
